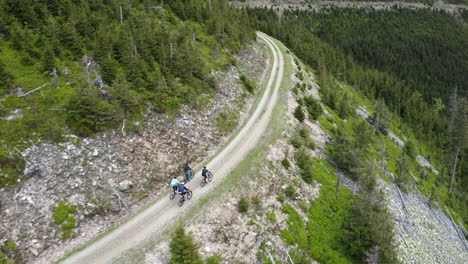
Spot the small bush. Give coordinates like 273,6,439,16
239,74,256,94
0,252,15,264
290,136,302,148
298,200,309,211
298,127,309,138
252,195,262,209
294,106,305,123
284,185,296,199
295,149,314,183
404,139,418,158
291,128,316,150
206,254,222,264
238,197,249,213
215,109,239,134
282,158,291,170
7,241,16,251
266,211,277,222
277,194,285,203
304,96,323,120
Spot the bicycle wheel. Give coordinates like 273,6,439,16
170,192,176,200
200,178,206,187
189,169,194,180
207,172,213,182
186,190,193,200
178,198,185,207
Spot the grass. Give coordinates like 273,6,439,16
281,156,356,264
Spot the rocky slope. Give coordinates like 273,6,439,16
0,43,267,264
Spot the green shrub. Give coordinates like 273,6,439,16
266,211,277,222
290,128,315,150
239,74,256,94
297,127,316,150
282,158,291,170
6,242,16,251
252,195,262,209
404,139,418,158
295,149,314,183
169,226,204,264
206,254,222,264
298,127,309,138
298,200,309,211
284,185,296,199
303,96,323,120
0,252,15,264
65,92,116,137
277,194,285,203
215,109,239,134
294,106,305,122
238,197,249,213
290,137,302,148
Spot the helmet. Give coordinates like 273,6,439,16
203,166,207,169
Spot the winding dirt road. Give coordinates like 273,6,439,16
59,32,286,264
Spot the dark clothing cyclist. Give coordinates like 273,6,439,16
202,166,209,181
183,163,192,182
178,184,189,195
183,163,191,174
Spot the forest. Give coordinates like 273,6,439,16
0,2,467,263
246,6,467,228
0,0,255,186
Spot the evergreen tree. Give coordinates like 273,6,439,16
42,45,56,73
169,226,204,264
396,153,411,193
294,106,305,123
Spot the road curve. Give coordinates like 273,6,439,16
60,32,285,264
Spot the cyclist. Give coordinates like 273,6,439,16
178,183,190,201
183,162,193,182
170,176,182,193
202,166,210,182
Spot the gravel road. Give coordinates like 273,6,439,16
60,32,286,264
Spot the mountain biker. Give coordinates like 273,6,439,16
202,166,210,182
178,183,190,200
170,176,182,193
183,162,192,182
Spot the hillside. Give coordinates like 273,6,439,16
246,6,467,226
142,35,467,264
0,0,255,186
0,1,467,264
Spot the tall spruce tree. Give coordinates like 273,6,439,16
169,226,204,264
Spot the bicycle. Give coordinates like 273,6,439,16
200,171,213,187
178,190,193,207
169,186,178,200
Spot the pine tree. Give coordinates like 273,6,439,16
169,226,204,264
396,153,411,192
42,45,56,73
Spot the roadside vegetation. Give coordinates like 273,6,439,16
247,6,467,229
169,226,221,264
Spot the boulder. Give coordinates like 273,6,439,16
118,180,134,192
